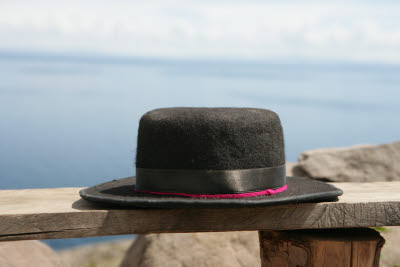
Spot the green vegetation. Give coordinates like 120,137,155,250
371,226,389,232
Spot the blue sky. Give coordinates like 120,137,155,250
0,0,399,63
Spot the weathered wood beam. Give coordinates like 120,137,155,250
259,228,385,267
0,182,400,241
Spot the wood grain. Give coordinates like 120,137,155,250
259,228,385,267
0,182,400,241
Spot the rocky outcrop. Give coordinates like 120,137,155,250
285,162,309,177
298,141,400,182
380,227,400,267
0,240,65,267
120,232,260,267
59,239,133,267
120,228,400,267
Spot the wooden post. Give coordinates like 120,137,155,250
259,228,385,267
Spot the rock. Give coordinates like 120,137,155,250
58,238,133,267
298,141,400,182
0,240,66,267
285,162,309,177
120,231,260,267
379,227,400,267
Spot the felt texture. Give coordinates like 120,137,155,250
80,107,343,208
79,176,343,208
136,107,285,170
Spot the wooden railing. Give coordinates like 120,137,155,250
1,181,399,266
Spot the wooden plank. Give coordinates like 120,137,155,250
0,182,400,241
259,228,385,267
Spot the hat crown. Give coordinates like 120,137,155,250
136,107,285,170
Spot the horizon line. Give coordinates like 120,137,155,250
1,50,399,68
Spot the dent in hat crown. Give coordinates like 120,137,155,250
136,107,285,170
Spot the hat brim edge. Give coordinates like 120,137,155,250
79,176,343,208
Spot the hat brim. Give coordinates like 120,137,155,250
79,176,342,208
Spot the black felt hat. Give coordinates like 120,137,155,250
80,107,342,208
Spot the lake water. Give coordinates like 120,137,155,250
1,53,399,248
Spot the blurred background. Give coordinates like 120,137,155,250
0,0,399,249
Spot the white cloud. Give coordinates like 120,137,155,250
0,0,399,63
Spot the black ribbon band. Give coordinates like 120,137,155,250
136,165,286,195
